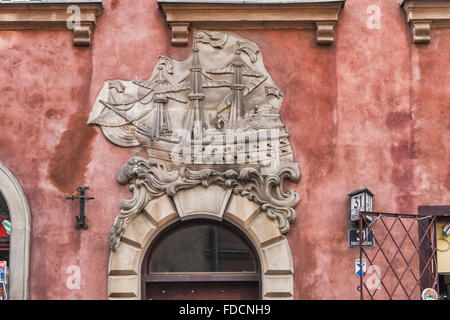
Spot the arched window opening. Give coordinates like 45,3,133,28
142,220,261,300
0,192,10,300
0,163,30,300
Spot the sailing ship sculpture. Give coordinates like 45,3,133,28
88,31,301,249
88,30,293,174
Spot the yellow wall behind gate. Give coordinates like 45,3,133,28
437,221,450,274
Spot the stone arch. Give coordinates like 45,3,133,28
0,164,30,300
108,185,294,300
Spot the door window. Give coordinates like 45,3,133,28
142,220,260,300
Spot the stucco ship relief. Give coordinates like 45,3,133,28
88,31,301,250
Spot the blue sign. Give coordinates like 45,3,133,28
355,259,366,278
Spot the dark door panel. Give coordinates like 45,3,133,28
146,281,259,300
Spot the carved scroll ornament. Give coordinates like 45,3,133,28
110,157,300,251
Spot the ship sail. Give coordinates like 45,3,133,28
175,33,230,142
94,56,189,141
207,41,267,129
145,63,189,139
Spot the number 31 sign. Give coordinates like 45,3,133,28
348,188,374,223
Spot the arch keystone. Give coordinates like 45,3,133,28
172,185,231,221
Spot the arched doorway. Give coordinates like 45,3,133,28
0,164,30,300
108,187,294,300
142,219,261,300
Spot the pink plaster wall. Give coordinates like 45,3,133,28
0,0,448,299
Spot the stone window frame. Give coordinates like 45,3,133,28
0,0,103,46
0,164,31,300
108,185,294,300
157,0,346,46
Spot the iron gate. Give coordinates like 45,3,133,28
359,212,438,300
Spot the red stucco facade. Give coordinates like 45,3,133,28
0,0,448,299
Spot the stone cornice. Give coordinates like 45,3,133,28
157,0,346,46
0,1,103,46
401,0,450,43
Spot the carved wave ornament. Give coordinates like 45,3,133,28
110,157,300,251
87,30,301,251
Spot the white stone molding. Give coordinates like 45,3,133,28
0,164,31,300
157,0,346,45
0,1,103,46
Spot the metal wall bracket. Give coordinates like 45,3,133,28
66,186,95,230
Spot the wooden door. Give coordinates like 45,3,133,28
146,281,259,300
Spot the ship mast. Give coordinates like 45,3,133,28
230,48,245,128
133,57,188,140
152,65,172,138
184,36,207,141
178,32,230,142
207,41,265,130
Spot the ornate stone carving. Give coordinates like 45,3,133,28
88,30,294,173
88,30,301,251
110,157,300,251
